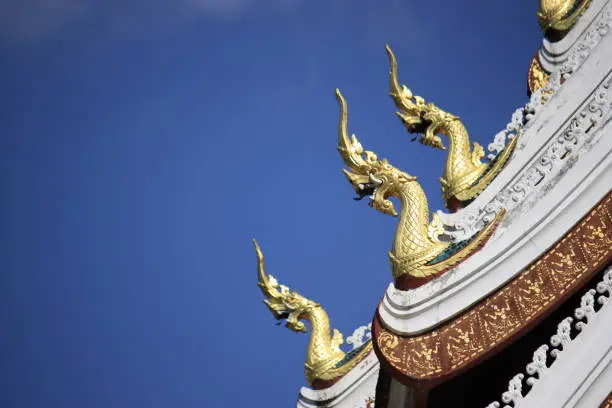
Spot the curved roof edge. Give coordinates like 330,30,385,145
440,0,612,242
373,196,611,384
379,65,612,334
487,266,612,408
297,351,378,408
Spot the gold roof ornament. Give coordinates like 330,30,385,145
385,45,519,207
253,240,372,385
537,0,592,32
336,89,504,288
527,53,551,96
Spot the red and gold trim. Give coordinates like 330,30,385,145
600,392,612,408
373,192,612,387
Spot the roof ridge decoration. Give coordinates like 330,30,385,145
559,0,612,80
253,240,373,387
538,0,593,32
346,323,372,350
335,89,504,289
445,71,611,243
372,193,612,386
485,265,611,408
490,0,610,159
438,0,612,243
527,53,550,97
386,45,519,209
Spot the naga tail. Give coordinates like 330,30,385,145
471,142,485,166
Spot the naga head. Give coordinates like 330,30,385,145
386,44,454,151
537,0,590,32
336,89,416,217
254,239,319,333
254,239,350,384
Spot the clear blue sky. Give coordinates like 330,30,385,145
1,1,541,407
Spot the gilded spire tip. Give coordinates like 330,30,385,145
253,238,262,257
335,88,343,101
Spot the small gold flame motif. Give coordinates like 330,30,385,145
528,54,551,99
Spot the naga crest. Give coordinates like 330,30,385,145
255,239,372,384
385,45,518,207
336,89,416,217
386,45,454,152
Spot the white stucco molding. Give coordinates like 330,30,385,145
373,34,612,336
539,0,610,72
486,267,612,408
297,351,378,408
345,324,372,350
487,0,612,161
443,33,612,243
296,324,375,407
449,0,612,244
379,111,612,335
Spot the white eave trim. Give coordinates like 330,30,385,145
486,267,612,408
379,117,612,335
377,15,612,335
297,351,379,408
539,0,609,72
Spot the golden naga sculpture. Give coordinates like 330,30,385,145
538,0,591,32
336,89,504,287
253,239,372,385
385,45,519,207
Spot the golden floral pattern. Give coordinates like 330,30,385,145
376,331,402,365
373,193,612,382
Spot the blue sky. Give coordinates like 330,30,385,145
1,1,541,407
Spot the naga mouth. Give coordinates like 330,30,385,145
353,182,378,201
404,120,429,135
277,311,290,319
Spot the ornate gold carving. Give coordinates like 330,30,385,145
515,270,556,319
538,0,592,32
254,240,372,384
373,193,612,382
480,296,522,346
386,45,518,204
528,54,550,96
376,331,402,365
336,89,505,280
444,314,485,370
